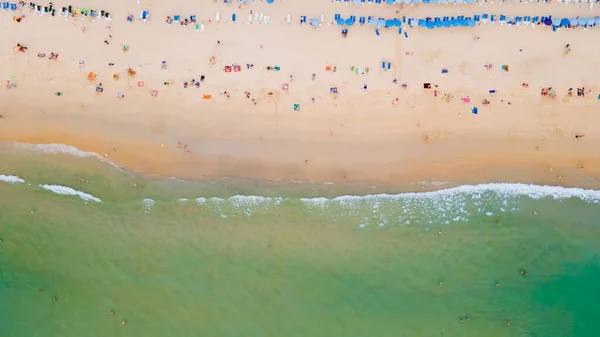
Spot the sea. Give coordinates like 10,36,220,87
1,142,599,337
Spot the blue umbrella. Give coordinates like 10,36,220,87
393,18,401,27
570,17,578,26
560,18,569,27
468,19,475,27
435,18,443,27
451,18,459,26
432,0,440,2
465,0,474,3
418,19,426,27
412,0,420,3
423,0,431,3
409,19,417,27
427,21,435,29
578,17,587,26
460,19,468,27
403,0,410,3
369,19,378,27
587,18,594,26
266,0,274,3
386,0,395,3
544,18,552,26
353,0,361,5
552,18,560,27
337,18,345,26
456,0,464,3
346,18,354,26
386,19,394,27
443,19,451,28
378,18,385,27
596,17,600,26
311,18,319,26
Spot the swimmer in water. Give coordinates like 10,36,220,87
122,320,127,325
439,281,444,285
52,297,56,303
110,311,114,316
506,321,511,326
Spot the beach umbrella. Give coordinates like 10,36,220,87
569,17,578,26
403,0,410,4
560,18,570,27
337,18,345,26
412,0,421,4
369,19,378,27
423,0,431,3
544,18,552,26
552,18,560,27
596,17,600,26
456,0,464,4
465,0,474,3
578,17,587,26
435,18,443,27
385,19,394,27
378,18,385,27
451,18,459,26
409,19,417,27
346,18,354,26
587,18,594,26
353,0,361,5
418,19,426,27
443,19,451,28
386,0,395,4
311,18,320,26
432,0,440,3
460,19,468,27
427,21,435,29
266,0,274,3
393,18,401,27
468,18,476,27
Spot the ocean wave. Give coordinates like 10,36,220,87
0,174,25,184
11,142,119,167
38,184,102,203
299,183,600,205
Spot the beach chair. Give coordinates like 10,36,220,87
375,28,380,35
140,10,150,21
398,27,402,34
482,14,488,23
359,16,366,25
382,61,386,69
523,16,531,26
350,15,356,22
2,2,7,11
376,0,382,3
368,0,374,3
232,14,236,22
491,15,497,24
387,62,391,70
300,15,306,23
404,31,409,39
334,13,340,20
532,16,539,26
10,2,16,11
515,16,522,25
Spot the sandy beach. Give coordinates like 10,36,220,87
1,0,600,188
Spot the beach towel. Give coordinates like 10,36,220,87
441,68,448,74
472,107,478,115
461,97,471,103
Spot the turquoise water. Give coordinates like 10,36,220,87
1,144,600,337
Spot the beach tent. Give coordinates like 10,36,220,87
337,18,345,26
586,18,594,26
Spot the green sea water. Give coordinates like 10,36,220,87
1,144,600,337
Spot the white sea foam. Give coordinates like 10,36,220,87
38,184,102,203
299,183,600,205
0,175,25,184
12,142,119,167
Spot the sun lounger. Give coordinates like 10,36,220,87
382,61,385,69
232,14,236,22
482,14,488,23
300,15,306,23
404,31,408,39
141,10,150,21
376,0,382,3
515,16,522,25
491,15,497,24
375,28,380,35
2,2,8,10
499,15,507,24
11,3,16,11
387,62,391,70
474,15,480,22
335,14,341,20
359,16,366,25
